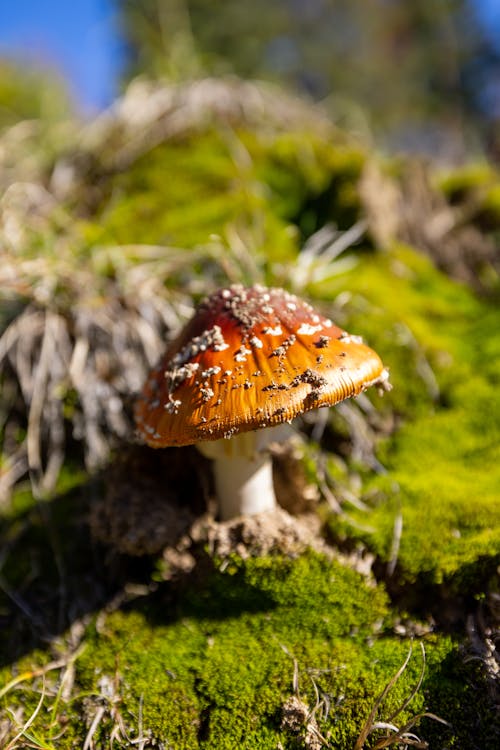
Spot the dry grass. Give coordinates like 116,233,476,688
0,198,375,507
0,76,380,505
278,644,449,749
0,651,152,750
0,626,86,750
353,643,449,750
0,241,193,500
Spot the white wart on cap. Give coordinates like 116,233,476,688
135,284,389,447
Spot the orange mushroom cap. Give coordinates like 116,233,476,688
135,284,389,447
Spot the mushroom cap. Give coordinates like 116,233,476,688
135,284,389,447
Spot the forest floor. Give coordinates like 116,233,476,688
0,77,499,749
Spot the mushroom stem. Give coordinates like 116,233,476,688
198,426,292,520
212,448,275,520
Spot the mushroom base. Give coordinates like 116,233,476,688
197,427,292,520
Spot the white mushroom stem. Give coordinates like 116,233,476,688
197,425,293,521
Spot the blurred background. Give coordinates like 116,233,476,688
1,0,500,161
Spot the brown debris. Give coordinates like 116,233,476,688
201,507,326,561
89,446,205,555
360,159,500,293
271,440,319,516
281,695,324,750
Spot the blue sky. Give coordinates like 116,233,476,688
0,1,498,114
0,0,123,113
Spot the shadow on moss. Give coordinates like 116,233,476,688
0,452,280,669
375,553,500,632
423,644,500,750
0,474,142,667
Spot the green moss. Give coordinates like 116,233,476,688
423,639,500,749
70,554,449,749
2,77,499,749
89,126,366,273
438,161,500,234
1,553,491,748
95,131,255,246
438,162,497,202
0,59,72,128
356,400,500,584
316,243,500,585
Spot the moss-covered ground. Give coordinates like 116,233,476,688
1,505,497,748
321,245,500,588
1,78,499,748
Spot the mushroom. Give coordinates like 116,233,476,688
134,284,389,520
